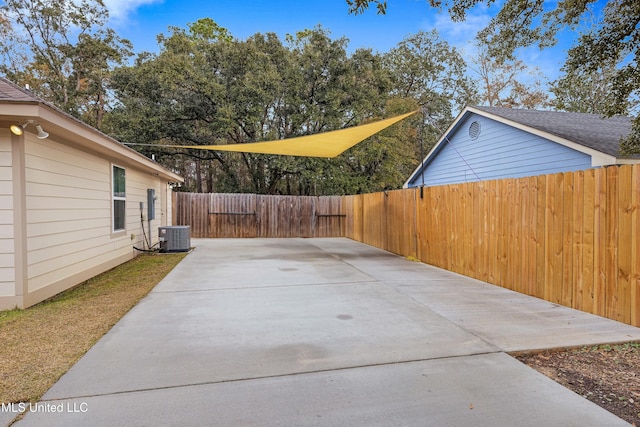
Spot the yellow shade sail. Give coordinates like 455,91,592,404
174,110,418,158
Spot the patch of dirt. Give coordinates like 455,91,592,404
516,342,640,425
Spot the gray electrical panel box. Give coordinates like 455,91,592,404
147,189,155,221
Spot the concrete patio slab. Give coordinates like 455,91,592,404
40,281,496,398
154,238,375,292
12,238,640,426
310,238,640,351
391,277,640,352
0,411,15,427
16,353,628,427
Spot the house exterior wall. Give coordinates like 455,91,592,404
0,131,175,310
0,129,14,298
407,113,593,187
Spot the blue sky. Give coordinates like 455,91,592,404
107,0,479,54
103,0,585,81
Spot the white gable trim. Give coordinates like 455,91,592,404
403,106,619,188
403,109,467,188
465,106,617,167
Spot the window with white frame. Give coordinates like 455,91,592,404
112,165,126,232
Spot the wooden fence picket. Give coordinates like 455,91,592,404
339,165,640,327
173,165,640,327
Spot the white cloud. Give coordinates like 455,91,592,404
102,0,163,23
428,4,493,42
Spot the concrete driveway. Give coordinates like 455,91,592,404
12,238,640,426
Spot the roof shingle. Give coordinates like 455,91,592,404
0,77,43,102
473,106,634,158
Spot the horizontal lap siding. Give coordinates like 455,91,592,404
127,172,166,247
345,165,640,327
0,130,14,296
24,137,163,293
25,137,111,292
409,115,593,187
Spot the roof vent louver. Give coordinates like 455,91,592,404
469,121,481,139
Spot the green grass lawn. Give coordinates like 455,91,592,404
0,252,187,404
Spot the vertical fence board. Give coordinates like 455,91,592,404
525,176,538,296
174,165,640,327
351,165,638,327
582,169,595,313
487,180,498,284
544,174,557,302
448,185,459,272
174,193,343,238
354,194,364,242
459,183,468,274
461,183,468,274
408,189,419,258
416,188,430,263
465,183,474,276
498,180,509,289
606,167,619,320
632,165,640,326
440,185,450,270
509,178,521,292
515,179,526,294
473,182,484,281
572,171,585,311
594,167,608,317
340,165,636,328
535,175,547,299
617,166,632,324
562,172,574,307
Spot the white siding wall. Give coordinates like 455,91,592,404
24,135,166,293
127,168,166,249
0,129,14,296
164,183,171,227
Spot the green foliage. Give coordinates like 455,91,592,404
347,0,640,152
384,30,474,121
551,63,627,115
188,17,233,42
0,0,133,129
470,45,549,109
3,2,565,195
620,124,640,156
346,0,387,15
560,1,640,153
109,23,445,195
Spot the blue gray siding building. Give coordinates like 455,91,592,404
405,106,639,188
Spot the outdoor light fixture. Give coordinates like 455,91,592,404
9,120,49,139
9,124,23,135
33,123,49,139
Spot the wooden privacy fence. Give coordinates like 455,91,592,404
344,164,640,327
173,192,344,238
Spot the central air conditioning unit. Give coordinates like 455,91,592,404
158,226,191,252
